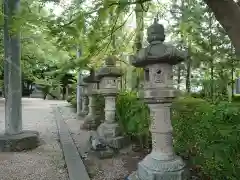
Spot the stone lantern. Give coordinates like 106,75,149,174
78,78,89,117
94,56,124,150
127,19,188,180
81,69,100,130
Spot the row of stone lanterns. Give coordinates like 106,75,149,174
77,18,188,179
80,69,101,130
78,56,126,154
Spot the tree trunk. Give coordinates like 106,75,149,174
177,65,181,90
231,44,235,98
134,1,144,91
185,58,191,93
209,11,214,100
135,1,144,52
204,0,240,55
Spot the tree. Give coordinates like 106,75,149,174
203,0,240,55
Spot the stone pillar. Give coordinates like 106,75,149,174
0,0,40,152
81,95,89,117
4,0,22,134
78,79,89,117
94,56,125,150
127,19,188,180
77,72,82,115
80,69,100,130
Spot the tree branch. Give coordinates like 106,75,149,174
108,0,152,7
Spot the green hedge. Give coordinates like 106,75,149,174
116,91,150,137
172,97,240,179
116,92,240,180
67,93,77,108
68,90,240,179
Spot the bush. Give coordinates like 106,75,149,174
116,90,151,147
232,94,240,102
116,92,240,179
68,94,77,109
95,94,105,116
116,91,150,136
67,95,74,103
172,97,240,179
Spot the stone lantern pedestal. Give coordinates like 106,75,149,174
80,69,101,130
78,80,89,117
128,19,188,180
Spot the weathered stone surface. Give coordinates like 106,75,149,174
83,69,99,84
78,111,88,117
81,69,100,129
137,154,188,180
90,131,106,151
97,122,122,138
77,76,89,117
0,130,40,152
127,172,138,180
96,56,122,79
131,19,187,67
128,18,188,180
127,168,189,180
90,56,127,157
81,113,101,130
107,136,129,149
78,96,89,117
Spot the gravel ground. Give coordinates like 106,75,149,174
0,98,68,180
60,105,138,180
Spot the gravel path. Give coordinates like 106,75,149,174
0,98,68,180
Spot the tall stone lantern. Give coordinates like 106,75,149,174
95,56,124,149
81,69,100,130
128,19,188,180
78,79,89,117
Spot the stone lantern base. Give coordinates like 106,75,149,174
0,130,40,152
78,111,88,117
89,122,129,159
127,153,188,180
81,114,101,130
96,122,127,149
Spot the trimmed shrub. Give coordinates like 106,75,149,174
116,90,150,138
172,97,240,179
116,91,240,179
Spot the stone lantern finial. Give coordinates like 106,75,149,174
132,20,187,67
96,56,122,79
147,18,165,43
105,56,116,66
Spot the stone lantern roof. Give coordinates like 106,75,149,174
96,56,122,79
83,68,99,83
132,18,187,67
